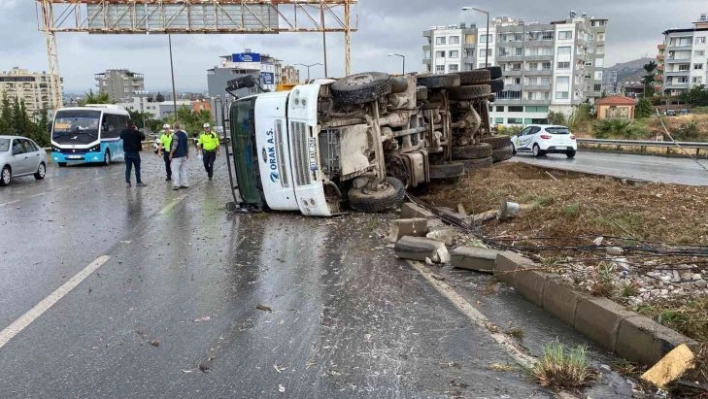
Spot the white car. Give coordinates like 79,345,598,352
510,125,577,158
0,135,48,186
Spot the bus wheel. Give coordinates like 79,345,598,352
104,150,111,166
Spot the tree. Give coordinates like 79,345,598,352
679,85,708,107
79,90,111,106
642,61,657,98
155,92,165,103
547,111,567,126
635,98,653,119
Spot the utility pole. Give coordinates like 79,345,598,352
296,63,323,83
462,6,491,68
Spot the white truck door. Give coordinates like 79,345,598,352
254,93,300,211
286,84,332,217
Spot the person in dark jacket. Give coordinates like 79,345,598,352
120,120,147,187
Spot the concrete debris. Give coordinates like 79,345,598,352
400,202,437,220
426,228,457,246
641,344,696,389
593,236,604,246
606,246,625,256
497,201,533,221
450,246,499,273
437,207,472,226
457,203,468,216
395,236,449,264
389,218,428,243
472,210,499,225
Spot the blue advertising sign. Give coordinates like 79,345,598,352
261,72,275,85
232,52,261,63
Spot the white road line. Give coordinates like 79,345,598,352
0,255,110,350
28,192,47,199
159,194,188,215
407,260,537,369
0,200,20,207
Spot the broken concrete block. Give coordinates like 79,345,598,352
394,236,449,264
436,208,472,226
389,218,428,243
400,203,436,220
450,246,499,273
641,344,696,389
426,227,457,246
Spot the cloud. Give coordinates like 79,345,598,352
0,0,706,93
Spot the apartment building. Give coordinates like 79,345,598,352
659,13,708,96
0,67,63,118
422,12,608,126
95,69,145,102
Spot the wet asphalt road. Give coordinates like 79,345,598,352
0,154,633,398
513,150,708,185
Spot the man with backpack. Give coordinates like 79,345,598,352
197,123,220,180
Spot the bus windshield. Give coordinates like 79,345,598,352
53,109,102,144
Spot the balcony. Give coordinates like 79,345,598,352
523,84,552,91
657,44,665,51
656,54,665,61
655,75,664,81
524,69,553,76
663,82,689,90
523,54,554,62
502,69,523,76
495,98,551,105
664,71,690,77
666,58,691,63
656,64,664,71
497,55,524,62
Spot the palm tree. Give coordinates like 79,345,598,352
79,90,112,106
642,61,658,98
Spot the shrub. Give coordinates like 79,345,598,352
532,342,594,389
495,125,524,135
635,98,653,119
592,119,644,139
548,111,567,126
673,121,700,141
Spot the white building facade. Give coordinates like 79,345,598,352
661,14,708,96
0,67,63,118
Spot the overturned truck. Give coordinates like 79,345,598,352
224,69,511,216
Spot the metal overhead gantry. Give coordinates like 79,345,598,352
36,0,359,111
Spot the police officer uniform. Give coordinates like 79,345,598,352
197,123,220,180
158,124,173,181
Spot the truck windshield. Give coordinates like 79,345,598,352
53,110,102,144
229,98,263,207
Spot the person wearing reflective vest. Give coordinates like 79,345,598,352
197,123,220,180
158,124,173,181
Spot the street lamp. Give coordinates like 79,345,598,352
462,6,490,68
295,63,323,83
388,53,405,75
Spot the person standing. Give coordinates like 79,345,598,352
197,123,220,180
120,120,147,187
170,123,189,190
158,124,173,181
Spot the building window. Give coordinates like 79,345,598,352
435,65,445,73
494,118,504,124
435,51,445,59
596,46,605,55
695,50,706,57
449,50,459,58
696,37,706,44
555,76,570,99
479,34,493,44
508,106,523,112
449,36,460,45
435,37,446,45
526,106,549,113
557,46,571,57
594,58,604,68
694,64,704,70
542,62,552,70
507,118,523,124
527,62,538,71
542,31,554,41
679,64,690,71
693,77,703,84
558,31,573,40
448,64,459,72
593,84,602,92
597,33,605,42
557,62,570,70
496,106,505,112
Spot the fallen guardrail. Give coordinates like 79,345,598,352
576,138,708,157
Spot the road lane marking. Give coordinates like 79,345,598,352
28,192,46,199
0,255,110,350
0,200,20,207
159,194,188,215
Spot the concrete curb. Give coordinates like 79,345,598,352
510,160,649,186
494,252,698,366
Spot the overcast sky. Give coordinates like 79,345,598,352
0,0,706,94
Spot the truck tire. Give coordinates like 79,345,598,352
417,74,460,89
390,77,409,93
451,143,493,160
331,72,393,105
348,177,405,213
481,135,512,150
489,78,504,93
449,84,491,100
461,157,493,171
429,162,465,180
492,147,514,163
416,86,428,101
458,70,491,85
479,66,502,79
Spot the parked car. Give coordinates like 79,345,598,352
510,125,577,158
0,135,48,186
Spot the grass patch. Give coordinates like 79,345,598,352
562,203,580,218
619,282,639,298
531,342,595,389
505,327,524,340
590,262,615,297
635,297,708,343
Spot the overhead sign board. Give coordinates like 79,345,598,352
232,53,262,63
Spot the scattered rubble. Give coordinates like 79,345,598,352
388,218,427,243
394,236,450,264
641,344,695,389
450,246,499,273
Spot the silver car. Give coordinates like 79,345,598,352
0,135,48,186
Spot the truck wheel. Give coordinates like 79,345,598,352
449,84,491,100
451,143,493,160
479,66,502,79
460,157,493,171
417,74,460,89
458,70,491,85
348,177,405,213
481,135,512,150
489,78,504,93
331,72,393,105
492,147,514,163
429,162,465,180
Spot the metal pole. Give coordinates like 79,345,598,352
485,11,489,68
344,0,351,75
168,34,178,123
321,1,328,77
402,56,405,75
